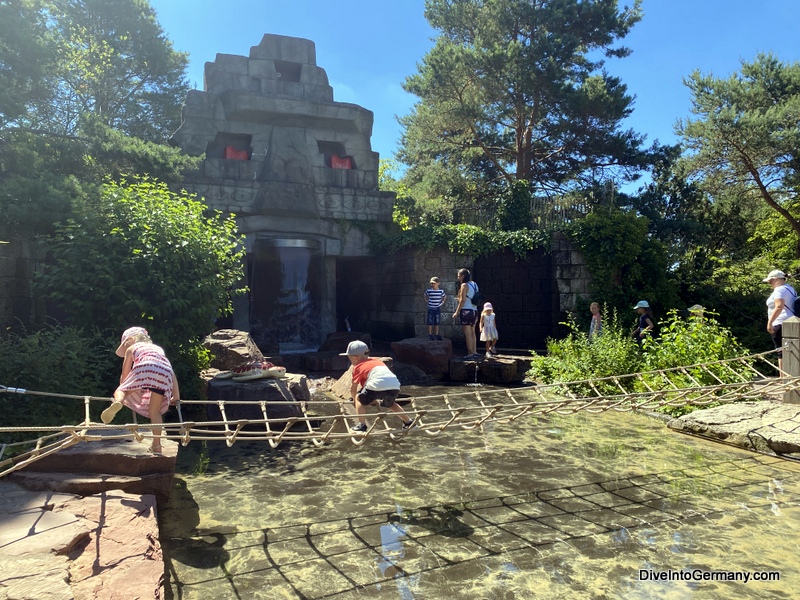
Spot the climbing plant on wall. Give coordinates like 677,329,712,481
567,207,678,317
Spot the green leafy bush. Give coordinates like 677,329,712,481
637,310,752,416
35,178,245,395
527,308,641,396
0,324,116,444
367,223,549,259
527,308,751,415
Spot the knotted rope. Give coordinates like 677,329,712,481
0,350,795,477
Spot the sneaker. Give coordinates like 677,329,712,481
435,335,442,340
101,401,123,424
402,420,416,430
350,423,368,433
427,335,434,340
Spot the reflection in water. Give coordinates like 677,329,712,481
160,403,800,599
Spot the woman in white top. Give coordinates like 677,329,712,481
764,269,797,370
452,268,479,358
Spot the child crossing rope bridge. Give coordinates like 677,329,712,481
0,349,797,477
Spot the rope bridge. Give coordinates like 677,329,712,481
1,350,797,478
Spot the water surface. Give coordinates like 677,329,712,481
160,388,800,599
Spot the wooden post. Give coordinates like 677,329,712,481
782,316,800,404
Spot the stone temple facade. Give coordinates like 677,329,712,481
170,34,395,351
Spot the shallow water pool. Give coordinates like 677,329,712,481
160,391,800,599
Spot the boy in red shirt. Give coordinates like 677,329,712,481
341,340,415,433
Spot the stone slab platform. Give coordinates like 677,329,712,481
10,431,178,503
0,481,163,599
668,400,800,456
449,352,533,383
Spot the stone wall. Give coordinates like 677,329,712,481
473,248,560,349
337,237,590,351
551,232,592,314
337,248,470,343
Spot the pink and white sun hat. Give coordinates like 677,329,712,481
116,327,148,357
483,302,493,310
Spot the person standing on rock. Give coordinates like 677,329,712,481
479,302,499,355
452,268,480,359
424,276,446,341
763,270,797,371
340,340,415,433
102,327,180,454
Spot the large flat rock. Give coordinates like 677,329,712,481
449,354,521,383
0,481,163,599
10,433,178,503
668,400,800,455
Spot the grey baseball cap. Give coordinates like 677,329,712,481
340,340,369,356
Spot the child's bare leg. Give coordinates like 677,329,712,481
355,400,368,425
149,392,165,452
388,401,412,424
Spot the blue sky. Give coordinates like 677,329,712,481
150,0,800,176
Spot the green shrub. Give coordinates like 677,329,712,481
527,308,751,416
0,324,116,445
527,308,641,396
637,310,752,416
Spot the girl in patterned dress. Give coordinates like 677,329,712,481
101,327,180,453
479,302,499,355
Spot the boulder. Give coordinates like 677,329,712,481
330,357,394,401
206,377,306,424
511,355,535,381
203,329,264,370
301,350,350,371
449,355,520,383
285,373,312,402
318,331,372,353
390,338,453,375
392,362,430,386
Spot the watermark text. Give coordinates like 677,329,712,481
639,569,780,584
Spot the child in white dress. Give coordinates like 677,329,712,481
479,302,499,355
102,327,180,453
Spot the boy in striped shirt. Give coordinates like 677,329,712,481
424,276,447,340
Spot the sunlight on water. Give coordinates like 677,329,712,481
160,392,800,599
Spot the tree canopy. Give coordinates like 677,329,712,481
7,0,190,142
678,53,800,257
398,0,645,210
0,0,54,128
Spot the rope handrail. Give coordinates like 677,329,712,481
0,348,796,478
